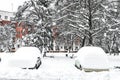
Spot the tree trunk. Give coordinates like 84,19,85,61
81,36,86,47
88,0,93,46
88,33,93,46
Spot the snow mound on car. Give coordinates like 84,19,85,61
77,46,110,69
8,47,42,68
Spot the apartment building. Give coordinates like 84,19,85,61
0,10,15,21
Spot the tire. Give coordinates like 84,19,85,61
79,65,82,70
31,57,42,69
75,64,78,68
26,57,42,70
75,64,79,69
35,61,42,69
75,64,82,70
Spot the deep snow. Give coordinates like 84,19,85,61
0,53,120,80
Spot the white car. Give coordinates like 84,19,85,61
75,46,110,72
7,47,42,69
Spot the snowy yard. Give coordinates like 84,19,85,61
0,53,120,80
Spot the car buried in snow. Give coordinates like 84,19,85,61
75,46,110,72
7,47,42,69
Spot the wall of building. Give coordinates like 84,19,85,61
0,10,15,21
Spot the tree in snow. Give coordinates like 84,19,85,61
53,0,120,50
15,0,57,52
68,0,109,46
15,0,120,53
103,1,120,54
0,24,15,52
43,0,108,51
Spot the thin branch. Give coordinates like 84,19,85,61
92,27,106,36
91,0,104,14
53,14,68,21
67,19,80,23
69,24,90,38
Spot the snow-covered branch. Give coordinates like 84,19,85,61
92,0,105,14
59,31,75,36
68,14,79,18
66,9,80,14
53,14,68,21
69,24,89,38
107,22,120,28
60,2,79,12
92,27,106,37
67,19,80,23
76,23,89,31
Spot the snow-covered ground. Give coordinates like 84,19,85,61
0,53,120,80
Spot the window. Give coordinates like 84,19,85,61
10,17,13,20
5,16,8,19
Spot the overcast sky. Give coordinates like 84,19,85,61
0,0,28,12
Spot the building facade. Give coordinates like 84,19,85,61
0,10,15,21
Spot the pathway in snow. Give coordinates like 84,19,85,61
35,55,110,80
38,56,83,80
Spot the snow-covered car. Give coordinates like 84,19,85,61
7,47,42,69
75,46,110,72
